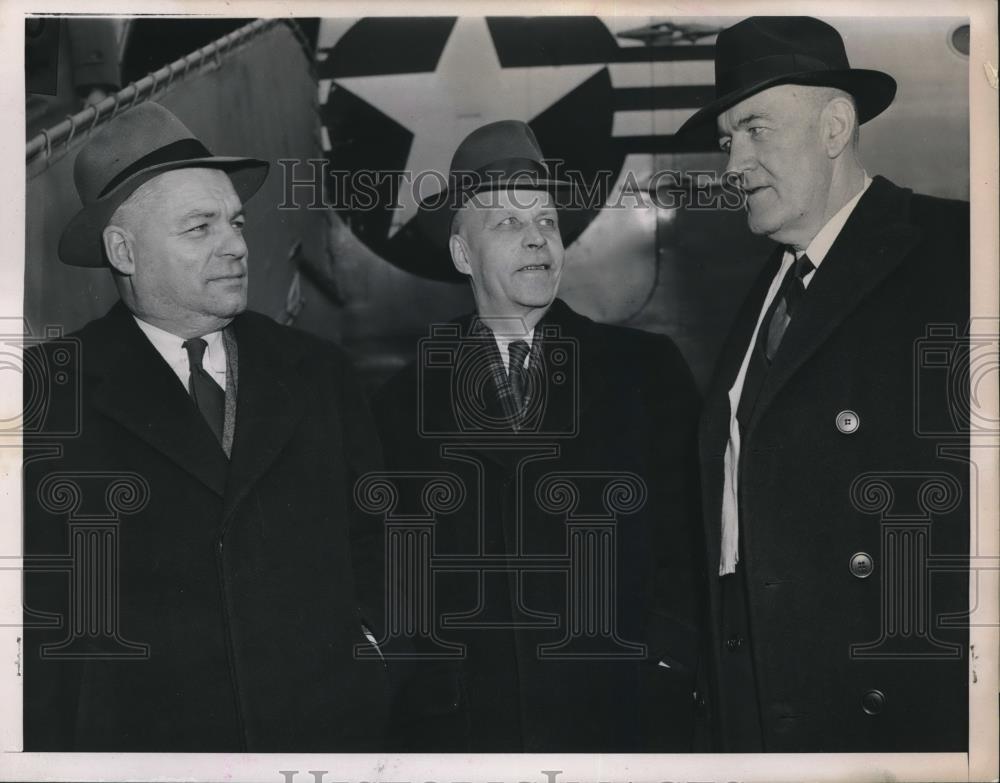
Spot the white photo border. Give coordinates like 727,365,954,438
2,1,996,781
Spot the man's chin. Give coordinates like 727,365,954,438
515,275,561,302
211,297,248,320
514,287,558,309
746,211,780,238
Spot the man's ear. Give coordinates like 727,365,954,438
102,224,135,275
821,96,857,159
449,233,472,276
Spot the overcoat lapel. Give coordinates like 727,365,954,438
87,302,229,496
445,317,511,471
746,176,920,434
696,251,780,586
699,251,782,465
469,325,512,426
221,315,307,526
540,299,609,425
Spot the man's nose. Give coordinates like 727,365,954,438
219,223,248,259
724,135,755,182
522,220,547,249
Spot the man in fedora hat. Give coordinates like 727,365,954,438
680,17,969,752
373,120,706,751
23,102,391,751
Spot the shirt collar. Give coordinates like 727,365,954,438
133,316,226,374
469,316,536,350
468,317,536,372
493,329,535,354
798,173,872,267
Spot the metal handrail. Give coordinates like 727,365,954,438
26,18,282,169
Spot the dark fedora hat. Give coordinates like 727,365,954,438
416,120,572,249
676,16,897,141
58,102,269,267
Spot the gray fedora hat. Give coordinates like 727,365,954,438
58,102,269,267
676,16,897,142
416,120,572,249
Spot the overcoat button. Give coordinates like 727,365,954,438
862,689,886,715
850,552,874,578
836,409,860,434
725,636,744,651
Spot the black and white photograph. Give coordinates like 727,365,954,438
2,1,997,781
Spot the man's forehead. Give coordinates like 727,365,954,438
465,188,555,211
716,84,805,132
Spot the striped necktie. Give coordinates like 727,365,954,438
507,339,531,414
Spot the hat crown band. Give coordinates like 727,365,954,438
717,52,839,98
97,137,213,200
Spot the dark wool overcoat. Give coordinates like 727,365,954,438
699,176,970,752
375,298,706,752
24,302,391,751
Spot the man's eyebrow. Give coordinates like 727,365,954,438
733,112,771,128
178,207,245,222
178,208,218,222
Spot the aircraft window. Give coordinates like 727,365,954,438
948,23,970,57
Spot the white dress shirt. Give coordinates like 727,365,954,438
719,175,872,575
133,317,227,393
494,329,536,374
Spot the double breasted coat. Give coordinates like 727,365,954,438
375,298,705,752
23,302,390,751
699,175,970,751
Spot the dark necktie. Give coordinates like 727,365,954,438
737,252,814,433
182,338,225,445
507,340,531,414
764,253,814,360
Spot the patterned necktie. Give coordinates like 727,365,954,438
737,252,814,433
182,338,225,445
507,340,531,414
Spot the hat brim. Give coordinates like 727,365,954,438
675,68,897,146
58,156,270,268
416,177,574,252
